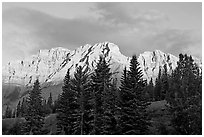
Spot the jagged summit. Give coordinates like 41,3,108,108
38,47,70,52
2,42,201,88
94,41,121,53
37,47,70,57
80,42,122,56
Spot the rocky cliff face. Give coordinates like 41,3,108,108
2,42,202,110
2,47,71,86
3,42,201,88
3,42,129,86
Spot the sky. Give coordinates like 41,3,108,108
2,2,202,65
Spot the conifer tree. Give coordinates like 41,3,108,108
119,55,150,134
103,78,118,135
56,69,72,135
47,92,53,113
22,79,45,135
117,67,128,134
145,78,154,101
168,54,202,135
42,99,47,112
16,100,21,117
161,64,169,100
21,97,28,117
154,67,162,101
149,78,154,101
42,99,51,115
52,97,59,114
12,109,16,118
5,105,12,118
68,66,94,135
21,98,25,116
91,55,115,134
108,77,120,134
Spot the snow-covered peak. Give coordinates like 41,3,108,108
37,47,70,58
138,50,179,80
90,42,128,64
2,47,71,86
49,42,129,83
94,42,121,54
2,42,201,87
51,47,70,51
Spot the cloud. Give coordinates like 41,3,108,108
140,29,202,57
2,3,201,66
93,3,202,58
2,7,116,64
93,3,168,29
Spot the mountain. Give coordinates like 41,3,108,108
2,42,177,86
2,42,202,109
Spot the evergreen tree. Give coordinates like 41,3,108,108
168,54,202,135
68,66,94,135
56,69,72,134
108,78,120,134
145,78,154,101
91,55,115,134
42,99,52,116
22,79,45,135
21,97,28,117
154,67,162,101
117,67,128,134
52,97,59,114
5,105,12,118
103,77,118,134
16,100,21,117
12,109,16,118
119,55,151,134
160,64,169,100
42,99,47,113
47,92,53,113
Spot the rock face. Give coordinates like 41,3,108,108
2,42,202,110
3,42,202,88
3,47,70,86
3,42,129,86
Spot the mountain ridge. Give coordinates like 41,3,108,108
2,42,201,88
2,42,202,110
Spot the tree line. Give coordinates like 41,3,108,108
3,53,202,135
4,92,56,119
